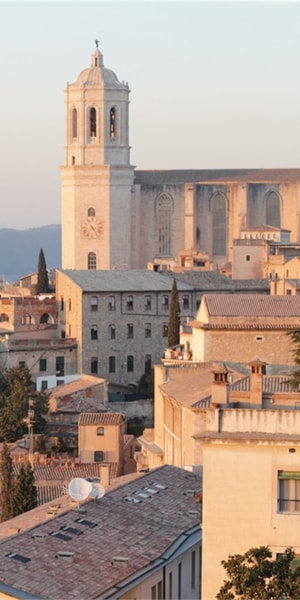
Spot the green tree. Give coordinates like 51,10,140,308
0,443,14,522
167,279,181,347
36,248,49,294
0,366,49,442
217,546,300,600
11,462,37,517
287,329,300,390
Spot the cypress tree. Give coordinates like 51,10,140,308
287,329,300,389
36,248,49,294
167,279,181,347
0,442,14,522
11,462,37,517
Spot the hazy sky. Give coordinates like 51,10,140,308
0,0,299,229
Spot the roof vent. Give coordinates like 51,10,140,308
32,532,46,541
8,527,20,535
111,556,129,567
56,551,74,562
188,509,201,518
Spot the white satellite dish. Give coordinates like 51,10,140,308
89,481,105,500
68,478,93,502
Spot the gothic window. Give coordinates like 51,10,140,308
156,193,173,256
212,192,227,256
88,207,95,217
88,252,97,270
265,190,280,228
72,108,77,138
90,107,97,137
110,107,116,139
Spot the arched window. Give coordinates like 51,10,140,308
265,190,280,228
40,313,51,325
90,107,97,137
0,313,9,322
211,192,227,256
88,252,97,270
72,108,77,138
88,207,95,217
156,193,173,256
110,107,116,139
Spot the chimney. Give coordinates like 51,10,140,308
100,464,110,487
249,359,267,406
211,363,229,406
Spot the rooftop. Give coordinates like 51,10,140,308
58,269,192,293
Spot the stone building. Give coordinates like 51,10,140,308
61,43,300,273
55,268,193,386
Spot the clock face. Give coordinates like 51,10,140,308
81,216,104,239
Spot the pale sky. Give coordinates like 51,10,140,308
0,0,299,229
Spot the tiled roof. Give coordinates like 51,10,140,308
78,412,125,426
59,269,192,292
134,168,300,185
231,375,297,395
0,465,201,600
50,375,106,399
203,294,300,317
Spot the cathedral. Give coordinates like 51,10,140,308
61,44,300,272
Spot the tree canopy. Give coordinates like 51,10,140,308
217,546,300,600
287,329,300,390
168,278,181,347
0,366,49,443
0,442,14,521
36,247,49,294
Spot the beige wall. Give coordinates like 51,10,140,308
79,423,122,463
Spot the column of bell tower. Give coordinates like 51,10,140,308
61,43,135,271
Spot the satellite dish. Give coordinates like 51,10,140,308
89,481,105,500
68,478,93,502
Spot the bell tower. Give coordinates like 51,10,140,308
61,42,135,270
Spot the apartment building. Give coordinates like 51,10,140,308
55,268,193,386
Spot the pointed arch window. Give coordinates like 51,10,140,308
265,190,280,228
88,252,97,270
72,108,77,138
211,192,227,257
156,193,173,256
90,107,97,137
110,107,116,139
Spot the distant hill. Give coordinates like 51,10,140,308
0,225,61,283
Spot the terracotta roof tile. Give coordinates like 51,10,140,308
203,294,300,317
0,465,201,600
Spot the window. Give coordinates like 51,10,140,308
191,550,196,589
109,356,116,373
182,295,189,310
246,255,250,261
126,295,134,310
90,107,97,136
56,357,64,376
163,323,168,338
127,323,134,339
169,572,173,600
97,427,104,436
91,296,98,311
278,471,300,512
19,361,26,368
88,252,97,270
68,298,72,311
162,295,169,309
0,313,8,322
40,358,47,372
127,355,134,372
157,581,162,600
88,207,95,217
60,297,64,311
41,381,48,390
91,357,98,374
72,108,77,138
108,295,115,311
212,192,227,256
91,325,98,340
145,295,151,310
286,289,292,295
110,106,116,139
145,323,151,338
178,562,182,600
145,354,151,374
72,156,75,165
109,324,116,340
94,451,104,462
156,193,173,256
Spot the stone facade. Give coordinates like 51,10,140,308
61,45,300,273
